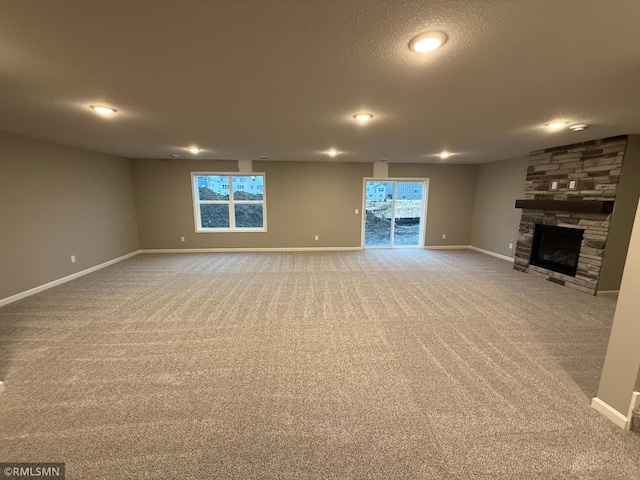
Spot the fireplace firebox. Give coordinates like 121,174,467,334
530,224,584,276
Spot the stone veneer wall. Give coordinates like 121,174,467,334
514,135,628,295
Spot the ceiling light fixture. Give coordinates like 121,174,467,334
187,146,201,154
545,121,568,130
409,32,448,52
439,151,451,159
90,105,116,115
570,124,589,132
326,149,339,157
353,113,373,121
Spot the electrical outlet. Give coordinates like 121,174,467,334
509,243,514,250
71,255,76,263
355,208,359,214
315,235,319,241
442,234,446,239
180,236,185,242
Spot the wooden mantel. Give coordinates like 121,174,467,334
514,199,615,214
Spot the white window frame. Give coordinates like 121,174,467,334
191,172,267,233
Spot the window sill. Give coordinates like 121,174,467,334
195,228,267,233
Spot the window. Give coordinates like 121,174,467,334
192,173,266,232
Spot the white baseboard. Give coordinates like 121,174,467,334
468,246,515,262
424,245,514,264
140,247,363,254
596,290,620,298
0,250,141,307
591,396,631,429
423,245,471,250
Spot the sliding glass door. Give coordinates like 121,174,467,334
364,180,425,248
364,181,394,247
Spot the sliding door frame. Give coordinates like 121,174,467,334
361,177,430,249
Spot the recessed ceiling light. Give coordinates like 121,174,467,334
409,32,448,52
90,105,116,115
570,124,589,132
326,149,339,157
187,146,201,154
353,113,373,121
439,151,451,159
545,121,569,130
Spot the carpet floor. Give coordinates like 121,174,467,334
0,249,639,479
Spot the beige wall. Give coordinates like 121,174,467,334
596,195,640,414
0,132,139,300
132,160,478,250
599,134,640,291
131,159,372,249
388,164,478,247
470,157,528,258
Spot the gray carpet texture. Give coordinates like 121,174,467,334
0,249,639,479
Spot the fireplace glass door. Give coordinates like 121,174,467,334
530,224,584,276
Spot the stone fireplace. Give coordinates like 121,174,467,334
514,135,628,295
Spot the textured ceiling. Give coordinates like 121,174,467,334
0,0,639,164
